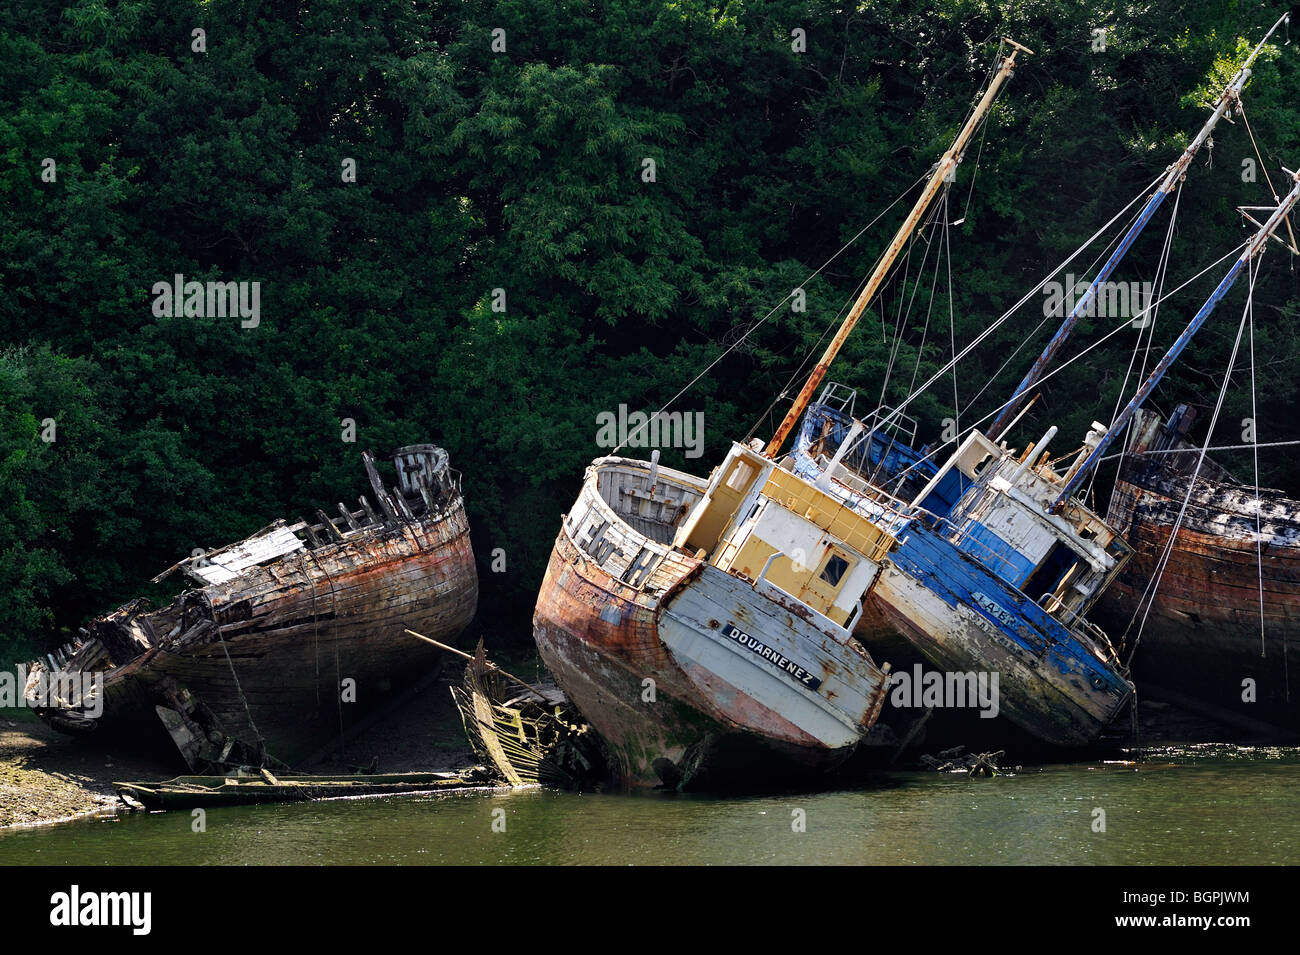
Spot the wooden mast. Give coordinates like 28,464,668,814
764,39,1031,458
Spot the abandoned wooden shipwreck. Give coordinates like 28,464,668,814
533,449,897,789
25,445,478,770
1099,405,1300,733
532,44,1032,790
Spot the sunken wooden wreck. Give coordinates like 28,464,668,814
1100,405,1300,734
115,769,494,811
25,445,478,770
533,451,895,790
450,646,605,789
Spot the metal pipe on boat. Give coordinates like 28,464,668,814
1011,426,1056,482
816,419,866,491
994,393,1039,443
648,449,660,498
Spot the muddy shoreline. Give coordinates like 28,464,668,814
0,665,1271,829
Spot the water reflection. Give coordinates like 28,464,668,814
2,747,1297,865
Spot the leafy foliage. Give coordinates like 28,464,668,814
2,0,1299,658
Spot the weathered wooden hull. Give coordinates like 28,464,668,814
1101,453,1300,732
115,771,490,810
29,449,478,767
532,457,890,790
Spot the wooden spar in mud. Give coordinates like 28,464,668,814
764,39,1031,458
404,630,536,695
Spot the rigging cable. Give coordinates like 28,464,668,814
830,172,1168,475
610,168,931,457
883,239,1250,490
945,192,960,439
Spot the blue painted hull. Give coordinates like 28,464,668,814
873,518,1133,745
795,405,1134,746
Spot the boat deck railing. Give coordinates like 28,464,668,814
816,381,860,417
1037,593,1122,667
806,455,915,532
812,389,920,452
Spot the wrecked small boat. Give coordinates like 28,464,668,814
450,645,605,788
115,769,494,811
533,451,897,790
1100,405,1300,734
792,398,1137,746
26,445,478,770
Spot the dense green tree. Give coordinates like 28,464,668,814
2,0,1298,660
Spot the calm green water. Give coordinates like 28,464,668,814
2,745,1296,865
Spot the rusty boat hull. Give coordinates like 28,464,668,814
1100,408,1300,733
532,456,891,790
27,446,478,768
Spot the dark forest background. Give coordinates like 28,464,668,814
3,0,1300,661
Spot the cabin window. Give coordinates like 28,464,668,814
726,460,756,492
820,554,850,587
1023,542,1085,603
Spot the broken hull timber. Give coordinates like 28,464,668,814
792,403,1134,747
532,456,891,791
28,446,478,768
1100,409,1300,732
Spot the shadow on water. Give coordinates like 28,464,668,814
1,744,1298,865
